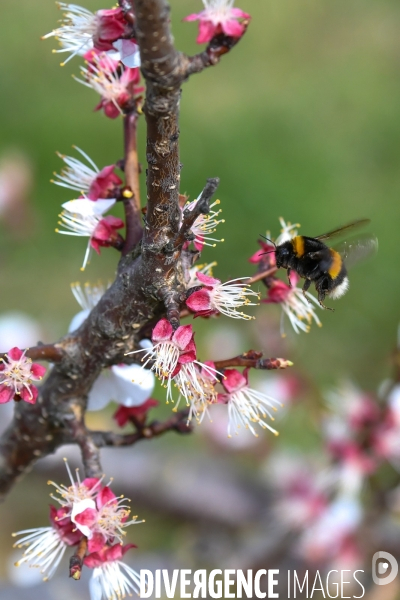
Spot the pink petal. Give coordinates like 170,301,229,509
90,237,101,254
96,485,117,509
183,12,202,22
114,399,159,427
8,347,23,361
264,280,291,304
102,101,121,119
152,318,173,342
84,552,104,568
88,532,107,554
196,272,220,286
120,67,141,87
82,477,102,492
0,385,14,404
194,237,204,251
102,214,124,229
248,249,265,264
221,19,244,38
105,543,136,562
197,20,219,44
222,369,247,393
217,393,229,404
178,353,196,365
20,385,38,404
31,363,46,378
172,324,194,351
230,8,251,18
186,290,213,313
74,507,97,528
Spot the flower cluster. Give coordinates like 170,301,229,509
129,319,283,436
43,4,143,267
0,347,46,404
13,461,142,597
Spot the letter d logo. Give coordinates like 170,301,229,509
372,551,398,586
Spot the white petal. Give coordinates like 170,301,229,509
112,39,141,68
87,370,118,412
89,569,104,600
139,338,153,350
111,364,155,407
68,309,90,333
61,198,115,216
71,498,96,538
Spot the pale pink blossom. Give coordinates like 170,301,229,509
127,319,219,414
56,198,124,270
184,0,250,44
0,347,46,404
48,458,103,516
43,4,128,64
12,505,81,581
76,53,143,118
84,544,141,600
218,368,282,437
184,197,224,250
52,147,122,200
186,272,259,320
72,484,141,553
264,273,321,335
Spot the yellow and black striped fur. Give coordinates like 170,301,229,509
275,236,348,310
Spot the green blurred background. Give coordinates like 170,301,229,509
0,0,400,595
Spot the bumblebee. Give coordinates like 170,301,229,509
270,219,377,310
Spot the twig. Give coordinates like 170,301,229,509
92,408,192,447
122,111,143,254
184,21,251,77
69,537,87,580
172,177,220,250
0,343,64,363
214,350,293,371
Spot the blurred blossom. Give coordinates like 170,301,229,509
0,311,42,349
266,452,331,530
204,324,243,358
0,151,34,238
296,496,363,564
325,381,379,432
258,374,301,412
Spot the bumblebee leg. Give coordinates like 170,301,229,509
287,267,292,287
317,290,334,312
302,279,312,304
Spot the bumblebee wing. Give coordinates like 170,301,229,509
314,219,370,241
335,233,378,269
